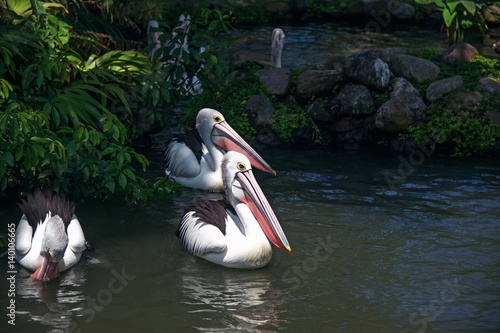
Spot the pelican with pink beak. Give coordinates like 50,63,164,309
176,151,290,268
15,189,93,281
165,108,276,191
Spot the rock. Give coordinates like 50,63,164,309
333,84,375,116
483,84,500,94
375,93,426,133
488,111,500,125
323,56,351,76
440,43,478,65
334,116,375,149
355,48,403,62
307,101,331,122
294,70,342,101
443,91,482,111
256,68,291,97
281,95,301,107
245,95,275,127
389,2,415,20
348,56,390,90
426,76,464,102
483,5,500,24
225,70,245,84
390,77,420,97
479,77,497,86
378,47,404,62
391,54,440,83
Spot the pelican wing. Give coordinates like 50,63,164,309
165,131,205,178
15,215,33,255
177,211,227,255
67,214,87,253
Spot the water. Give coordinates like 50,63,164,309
1,148,499,332
224,22,499,68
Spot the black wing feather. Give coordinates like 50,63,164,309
165,129,204,166
18,188,76,232
177,198,235,237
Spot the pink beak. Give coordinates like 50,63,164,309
212,121,276,175
31,252,60,281
236,170,290,252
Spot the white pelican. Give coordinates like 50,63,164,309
147,20,162,59
176,151,290,268
165,108,276,191
271,28,285,68
15,189,93,281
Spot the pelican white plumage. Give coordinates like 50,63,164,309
15,189,93,281
165,108,276,191
176,151,290,268
271,28,285,68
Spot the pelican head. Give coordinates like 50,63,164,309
196,108,276,175
271,28,285,68
31,215,68,281
222,151,290,252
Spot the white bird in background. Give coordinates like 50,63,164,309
147,20,162,59
15,188,93,281
176,151,291,269
164,108,276,191
146,14,204,94
271,28,285,68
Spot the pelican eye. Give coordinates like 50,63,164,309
237,162,246,171
213,115,222,122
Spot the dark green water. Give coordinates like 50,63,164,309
225,22,499,68
1,148,499,332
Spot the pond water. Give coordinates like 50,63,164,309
224,22,499,68
1,147,499,332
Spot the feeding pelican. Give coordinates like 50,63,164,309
271,28,285,68
176,151,290,268
15,189,93,281
165,108,276,191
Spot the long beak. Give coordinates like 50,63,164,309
31,252,60,281
212,121,276,175
236,170,290,252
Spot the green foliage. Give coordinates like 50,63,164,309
272,102,314,142
214,64,265,138
306,0,345,19
400,50,500,156
141,8,233,129
415,0,487,44
0,0,179,202
403,106,500,156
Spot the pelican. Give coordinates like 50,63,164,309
15,189,93,281
165,108,276,191
147,20,162,59
176,151,290,268
271,28,285,68
147,14,204,94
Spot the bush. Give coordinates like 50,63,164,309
0,0,182,201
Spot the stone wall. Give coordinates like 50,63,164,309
228,44,500,153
